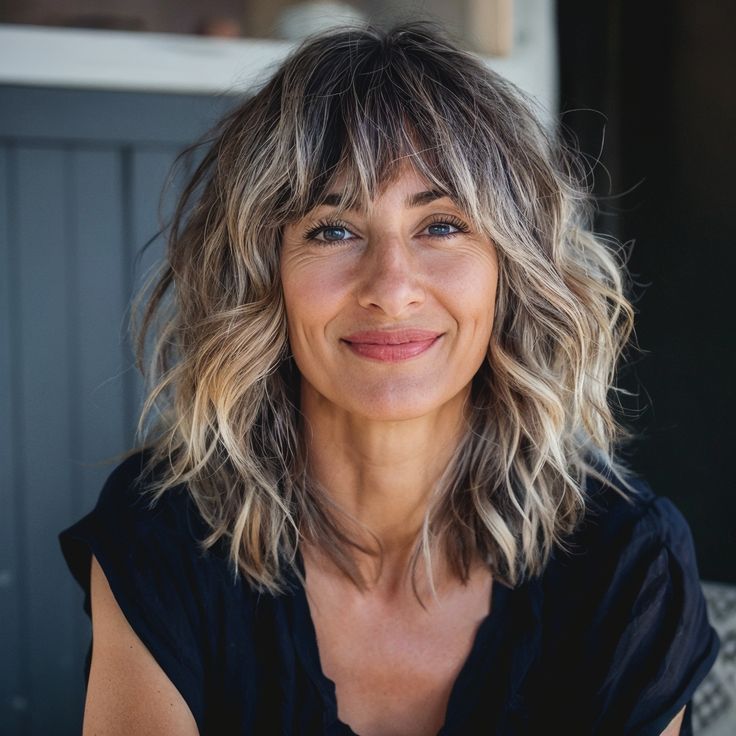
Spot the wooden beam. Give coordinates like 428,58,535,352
466,0,514,57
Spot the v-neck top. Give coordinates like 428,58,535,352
59,451,720,735
289,549,514,736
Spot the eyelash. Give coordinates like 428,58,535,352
302,216,471,244
302,218,353,243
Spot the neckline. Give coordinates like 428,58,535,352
288,547,511,735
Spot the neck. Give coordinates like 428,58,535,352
299,381,470,591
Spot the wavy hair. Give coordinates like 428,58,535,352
131,21,637,596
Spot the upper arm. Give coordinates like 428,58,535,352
660,706,685,736
84,554,200,736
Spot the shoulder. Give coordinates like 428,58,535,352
544,465,710,634
60,450,220,734
60,451,240,730
536,465,720,735
95,449,181,518
59,449,238,615
552,466,693,577
60,451,283,733
88,449,214,552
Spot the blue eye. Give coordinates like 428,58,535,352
304,219,356,244
302,215,470,244
424,217,469,238
321,226,350,241
427,223,456,236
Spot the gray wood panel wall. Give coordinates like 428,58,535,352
0,85,237,735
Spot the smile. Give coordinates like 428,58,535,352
340,330,443,362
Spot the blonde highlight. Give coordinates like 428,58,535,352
129,21,638,596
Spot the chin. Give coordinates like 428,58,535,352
338,384,457,423
300,369,470,423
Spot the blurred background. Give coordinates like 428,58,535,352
0,1,734,734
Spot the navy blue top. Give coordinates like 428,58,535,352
58,451,720,735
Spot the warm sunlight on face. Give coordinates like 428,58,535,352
279,165,499,423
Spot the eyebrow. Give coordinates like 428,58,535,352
318,189,450,210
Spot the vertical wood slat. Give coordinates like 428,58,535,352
126,148,184,427
0,146,25,736
0,85,224,736
12,145,166,733
72,149,129,512
16,146,79,733
68,148,129,724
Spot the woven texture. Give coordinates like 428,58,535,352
694,581,736,735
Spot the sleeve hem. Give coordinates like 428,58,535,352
58,524,207,734
629,621,721,736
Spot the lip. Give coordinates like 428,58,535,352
341,329,443,362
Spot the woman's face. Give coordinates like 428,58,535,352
280,165,498,422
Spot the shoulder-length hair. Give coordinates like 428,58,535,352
132,21,636,595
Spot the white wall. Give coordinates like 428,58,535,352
0,0,557,115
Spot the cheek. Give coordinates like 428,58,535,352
280,255,352,338
440,254,498,330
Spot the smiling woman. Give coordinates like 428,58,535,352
58,20,719,736
280,167,498,422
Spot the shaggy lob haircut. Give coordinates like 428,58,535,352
133,21,636,596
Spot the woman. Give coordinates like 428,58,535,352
59,21,719,736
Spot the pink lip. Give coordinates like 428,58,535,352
341,329,443,362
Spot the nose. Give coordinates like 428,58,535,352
355,236,426,317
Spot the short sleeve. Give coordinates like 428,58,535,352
58,452,210,731
587,496,720,736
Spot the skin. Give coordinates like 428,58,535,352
280,164,500,734
85,557,685,735
280,164,499,591
85,555,199,736
83,163,685,734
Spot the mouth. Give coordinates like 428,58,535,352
340,329,443,362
